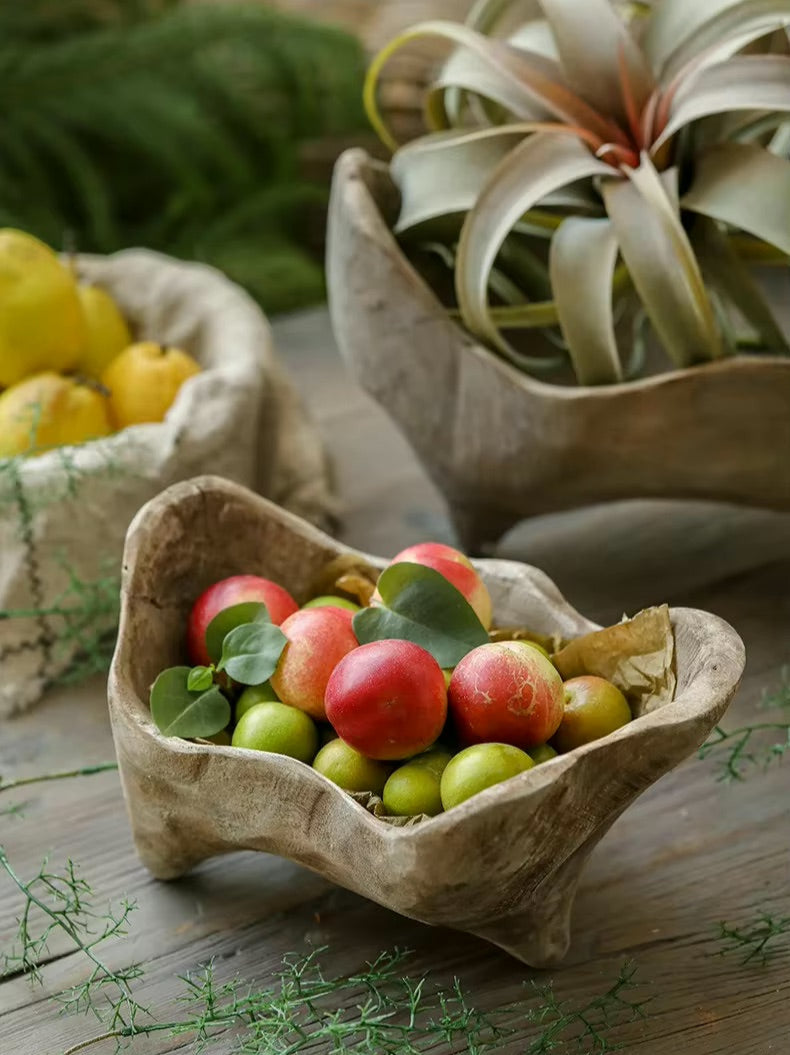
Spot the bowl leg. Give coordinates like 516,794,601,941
466,848,591,968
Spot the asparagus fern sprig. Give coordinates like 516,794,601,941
714,910,790,966
700,668,790,781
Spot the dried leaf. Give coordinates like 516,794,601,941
488,626,566,653
348,790,431,826
310,554,380,605
553,605,676,716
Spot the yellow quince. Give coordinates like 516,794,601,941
0,372,113,458
102,342,201,428
75,284,132,378
0,230,85,388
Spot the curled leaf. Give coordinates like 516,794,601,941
150,667,230,739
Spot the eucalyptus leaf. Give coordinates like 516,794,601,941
352,563,489,668
218,622,288,686
205,602,270,665
187,666,215,693
150,667,230,739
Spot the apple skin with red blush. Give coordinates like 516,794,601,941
187,575,299,666
325,640,448,761
271,607,359,721
384,542,493,630
448,641,564,750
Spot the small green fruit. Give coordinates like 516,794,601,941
440,743,534,810
303,595,361,612
555,676,632,753
235,682,280,723
383,763,444,817
312,739,390,794
511,639,554,663
530,744,558,765
231,701,318,763
408,746,454,777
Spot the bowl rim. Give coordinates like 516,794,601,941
331,146,790,404
110,476,747,846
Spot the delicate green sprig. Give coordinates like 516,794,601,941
714,911,790,967
700,669,790,781
526,962,650,1053
0,763,118,796
0,849,146,1036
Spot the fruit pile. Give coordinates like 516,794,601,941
151,542,634,818
0,229,201,458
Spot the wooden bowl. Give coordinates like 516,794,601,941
326,148,790,554
109,476,745,967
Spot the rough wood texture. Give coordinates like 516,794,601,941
108,476,745,967
327,149,790,554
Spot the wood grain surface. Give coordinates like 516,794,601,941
2,308,790,1053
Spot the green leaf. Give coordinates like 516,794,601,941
682,142,790,256
150,667,230,739
217,622,288,686
455,132,612,357
187,666,215,693
656,56,790,149
205,602,270,665
603,157,722,368
549,216,623,385
352,562,489,668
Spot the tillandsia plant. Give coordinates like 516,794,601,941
364,0,790,385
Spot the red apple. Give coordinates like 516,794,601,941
325,640,447,760
391,541,475,571
188,575,299,666
385,542,492,630
448,641,564,750
271,608,359,720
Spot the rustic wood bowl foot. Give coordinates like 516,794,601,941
109,477,746,965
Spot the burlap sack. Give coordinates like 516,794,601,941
0,249,337,715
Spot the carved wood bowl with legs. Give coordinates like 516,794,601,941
109,475,745,967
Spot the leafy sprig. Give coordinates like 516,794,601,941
714,910,790,967
0,850,147,1035
150,602,287,740
526,962,650,1053
700,669,790,781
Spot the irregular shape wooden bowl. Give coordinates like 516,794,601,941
327,148,790,554
109,476,745,967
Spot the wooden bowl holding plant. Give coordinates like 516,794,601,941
108,475,745,967
327,0,790,553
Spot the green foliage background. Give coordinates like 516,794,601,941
0,0,369,313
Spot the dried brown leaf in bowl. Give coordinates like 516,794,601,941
553,605,676,717
349,790,431,827
489,626,566,654
310,554,380,606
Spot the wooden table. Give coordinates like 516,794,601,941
2,309,790,1053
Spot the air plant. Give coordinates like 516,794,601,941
364,0,790,385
